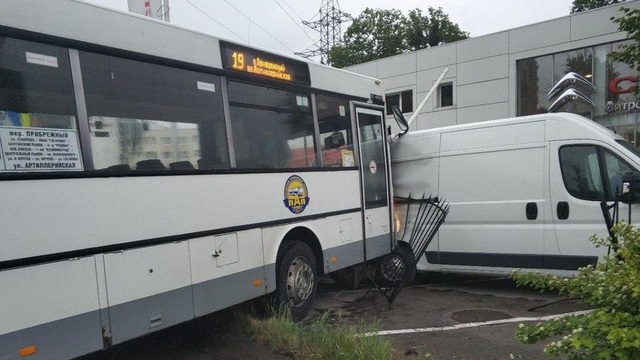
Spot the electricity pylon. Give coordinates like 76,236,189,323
295,0,351,65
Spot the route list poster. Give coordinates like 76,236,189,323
0,126,83,172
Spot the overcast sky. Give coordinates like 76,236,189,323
84,0,575,61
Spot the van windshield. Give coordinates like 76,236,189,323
616,140,640,159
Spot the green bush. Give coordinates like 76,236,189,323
512,222,640,359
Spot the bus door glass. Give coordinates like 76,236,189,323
354,104,392,259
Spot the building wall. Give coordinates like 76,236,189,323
346,1,639,131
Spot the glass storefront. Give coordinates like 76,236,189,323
517,41,639,148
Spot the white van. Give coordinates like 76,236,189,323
391,113,640,275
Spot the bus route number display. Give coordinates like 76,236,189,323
220,41,310,86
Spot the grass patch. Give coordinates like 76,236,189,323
246,309,394,360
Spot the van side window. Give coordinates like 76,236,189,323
559,145,634,201
603,150,634,199
559,146,605,201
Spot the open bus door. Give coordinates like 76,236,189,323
353,103,394,260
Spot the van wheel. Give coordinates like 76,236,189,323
377,242,416,287
274,242,317,321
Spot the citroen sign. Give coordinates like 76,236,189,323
547,72,595,113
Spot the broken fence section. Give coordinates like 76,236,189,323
378,194,450,305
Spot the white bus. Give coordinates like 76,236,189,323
0,1,394,358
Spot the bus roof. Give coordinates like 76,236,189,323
0,0,382,98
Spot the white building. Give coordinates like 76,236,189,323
347,1,640,146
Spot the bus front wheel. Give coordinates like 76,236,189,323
274,241,317,321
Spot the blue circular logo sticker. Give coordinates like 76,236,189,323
283,175,310,214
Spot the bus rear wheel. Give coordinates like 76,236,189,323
274,241,317,321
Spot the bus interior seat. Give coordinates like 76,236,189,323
169,161,195,170
136,159,166,170
198,157,224,170
103,164,132,171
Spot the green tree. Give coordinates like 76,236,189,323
328,7,468,68
571,0,625,14
328,8,406,68
404,8,468,51
611,7,640,71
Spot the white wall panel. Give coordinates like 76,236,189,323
377,53,417,79
570,3,638,41
383,73,416,91
416,43,456,71
455,102,510,125
457,55,508,85
457,32,509,63
509,18,571,54
457,79,509,108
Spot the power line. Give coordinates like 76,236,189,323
183,0,247,43
280,0,306,22
272,0,315,42
221,0,295,53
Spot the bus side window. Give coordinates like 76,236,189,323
0,37,80,173
227,81,314,169
79,51,229,172
316,95,354,167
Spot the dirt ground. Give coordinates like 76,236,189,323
78,273,590,360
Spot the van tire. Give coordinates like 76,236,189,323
273,241,317,321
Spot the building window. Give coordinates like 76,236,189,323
438,83,454,107
385,90,413,115
517,48,594,117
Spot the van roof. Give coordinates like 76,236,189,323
399,113,622,142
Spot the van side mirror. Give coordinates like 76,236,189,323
620,172,640,204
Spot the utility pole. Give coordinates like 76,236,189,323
295,0,351,65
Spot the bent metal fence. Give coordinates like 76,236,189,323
378,194,450,305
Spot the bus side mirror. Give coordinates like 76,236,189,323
620,172,640,204
391,105,409,135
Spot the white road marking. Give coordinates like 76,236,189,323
363,310,593,337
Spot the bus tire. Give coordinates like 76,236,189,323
274,241,317,321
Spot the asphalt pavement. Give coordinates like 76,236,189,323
78,272,590,360
314,273,591,360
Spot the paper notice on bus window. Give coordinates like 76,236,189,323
197,81,216,92
0,126,83,172
25,52,59,68
342,150,355,167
